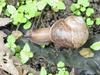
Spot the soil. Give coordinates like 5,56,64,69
1,0,100,75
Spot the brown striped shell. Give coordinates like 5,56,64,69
50,16,89,48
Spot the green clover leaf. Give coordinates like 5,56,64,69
18,5,25,13
23,21,31,29
7,5,17,15
78,0,89,7
90,41,100,51
26,0,32,4
47,0,58,6
55,1,66,10
5,34,16,53
86,8,94,16
57,70,69,75
51,1,65,12
70,3,80,12
24,2,38,19
80,6,86,12
7,34,16,44
37,0,47,10
20,43,33,64
86,18,94,26
12,12,27,25
96,18,100,25
73,10,81,16
28,73,34,75
57,61,65,68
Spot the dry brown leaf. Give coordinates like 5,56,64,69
16,65,39,75
0,31,19,75
0,18,11,27
0,69,8,75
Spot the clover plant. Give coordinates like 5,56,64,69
70,0,100,27
47,0,65,12
77,0,89,7
86,8,94,17
90,41,100,51
70,0,89,16
86,18,94,26
5,34,17,53
5,34,33,64
56,61,69,75
37,0,65,12
4,0,65,30
40,61,69,75
20,43,33,64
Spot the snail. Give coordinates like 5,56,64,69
25,16,89,48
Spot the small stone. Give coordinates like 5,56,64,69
12,30,23,39
79,48,94,58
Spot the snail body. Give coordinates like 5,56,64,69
26,16,89,48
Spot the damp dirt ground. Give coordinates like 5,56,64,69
1,0,100,75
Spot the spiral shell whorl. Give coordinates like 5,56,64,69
50,16,89,48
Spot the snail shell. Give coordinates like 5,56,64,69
25,16,89,48
50,16,89,48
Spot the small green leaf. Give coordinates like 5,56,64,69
86,8,94,16
20,43,33,64
15,45,21,53
37,0,47,10
7,34,16,44
0,1,6,8
47,0,57,6
12,12,27,25
70,3,80,12
51,1,65,12
95,18,100,25
74,10,81,16
78,0,89,7
56,1,66,10
64,71,69,75
80,6,86,12
15,53,20,58
57,70,69,75
4,9,11,16
18,5,25,13
57,61,65,68
48,73,52,75
23,21,31,29
70,4,76,12
34,11,41,17
24,3,38,19
86,18,94,26
5,34,16,53
7,5,17,15
26,0,32,4
41,44,46,48
40,67,47,75
23,43,30,51
74,4,80,9
90,41,100,51
28,73,34,75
